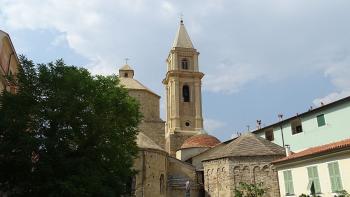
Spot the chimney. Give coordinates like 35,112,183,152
285,145,291,157
256,120,262,129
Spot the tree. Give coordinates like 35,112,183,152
234,182,267,197
0,56,141,196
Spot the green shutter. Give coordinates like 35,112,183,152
307,166,321,193
328,162,343,192
317,114,326,127
283,170,294,195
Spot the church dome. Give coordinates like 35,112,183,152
181,134,221,149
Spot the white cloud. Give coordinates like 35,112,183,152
1,0,350,97
204,118,226,136
204,62,263,94
0,0,174,76
313,55,350,105
313,91,350,107
51,33,67,47
324,64,350,91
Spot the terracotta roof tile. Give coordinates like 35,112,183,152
273,138,350,164
181,134,220,149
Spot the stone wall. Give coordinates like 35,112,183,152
191,143,226,170
133,149,168,197
203,158,231,197
203,156,282,197
128,90,160,122
139,120,165,149
133,150,203,197
0,34,19,94
167,157,202,197
165,131,196,157
127,90,165,148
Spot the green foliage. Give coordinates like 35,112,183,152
234,182,267,197
298,193,322,197
0,56,141,196
299,190,350,197
338,190,350,197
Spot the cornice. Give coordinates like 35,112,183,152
162,70,204,84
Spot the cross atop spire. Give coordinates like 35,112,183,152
180,13,184,24
172,19,194,49
124,58,129,65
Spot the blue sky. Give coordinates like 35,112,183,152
1,0,350,141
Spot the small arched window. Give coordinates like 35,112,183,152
183,85,190,102
125,176,136,196
181,58,189,70
160,174,164,194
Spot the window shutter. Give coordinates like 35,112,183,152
328,162,343,192
334,162,343,191
328,163,336,192
283,171,289,194
313,167,321,193
307,167,313,179
283,170,294,195
307,166,321,193
317,114,326,127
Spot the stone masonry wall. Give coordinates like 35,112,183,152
203,156,283,197
133,150,168,197
167,157,201,197
127,90,166,148
165,131,196,157
139,120,165,149
128,90,160,121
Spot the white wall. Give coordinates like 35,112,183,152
277,151,350,197
255,101,350,152
176,147,208,161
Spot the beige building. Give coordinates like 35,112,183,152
273,138,350,197
0,30,19,94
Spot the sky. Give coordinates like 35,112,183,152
1,0,350,141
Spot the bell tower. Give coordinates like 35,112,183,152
163,20,204,156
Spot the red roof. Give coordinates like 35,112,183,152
181,134,221,149
273,138,350,164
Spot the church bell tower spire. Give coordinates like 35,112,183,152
163,20,204,156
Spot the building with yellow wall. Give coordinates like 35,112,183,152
0,30,19,94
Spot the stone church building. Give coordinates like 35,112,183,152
118,20,285,197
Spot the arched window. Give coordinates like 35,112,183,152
181,58,189,70
183,85,190,102
125,176,136,196
160,174,164,194
124,73,128,77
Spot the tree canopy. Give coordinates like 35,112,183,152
0,56,141,196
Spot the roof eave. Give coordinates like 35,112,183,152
272,147,350,166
